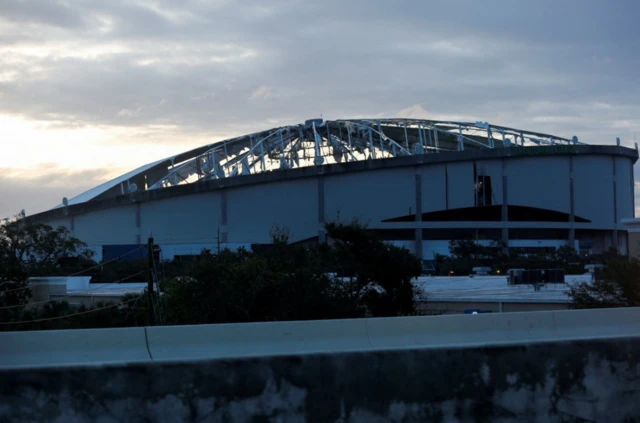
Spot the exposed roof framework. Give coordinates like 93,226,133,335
59,118,583,207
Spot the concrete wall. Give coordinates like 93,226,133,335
74,205,138,245
325,168,414,224
573,156,615,227
629,232,640,258
228,178,317,243
27,277,91,303
37,149,637,257
1,308,640,422
45,218,72,232
506,156,571,213
141,192,222,245
616,156,635,221
421,300,569,314
446,161,475,209
419,164,447,213
619,230,629,255
476,159,504,205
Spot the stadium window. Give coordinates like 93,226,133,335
474,175,492,206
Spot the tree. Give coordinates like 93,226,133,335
550,245,584,274
448,239,485,261
160,220,423,325
0,211,93,310
325,220,422,316
568,257,640,309
3,218,424,330
438,239,506,275
161,245,359,325
1,293,149,332
553,245,579,264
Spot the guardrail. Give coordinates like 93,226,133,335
2,307,640,370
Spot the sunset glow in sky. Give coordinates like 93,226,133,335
1,0,639,218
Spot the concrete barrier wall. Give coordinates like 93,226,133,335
2,308,640,422
0,326,150,369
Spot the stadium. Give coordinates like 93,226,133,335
27,118,638,262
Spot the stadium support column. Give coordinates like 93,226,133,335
632,158,636,218
147,236,155,326
135,202,141,245
445,165,449,210
220,189,228,244
501,160,509,255
415,174,423,259
569,156,575,249
318,176,326,243
612,156,619,252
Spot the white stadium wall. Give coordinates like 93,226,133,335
418,165,447,214
573,156,614,227
45,218,72,232
444,162,475,210
227,178,317,244
324,168,415,224
506,156,571,214
475,159,504,205
73,205,138,245
32,147,638,260
615,156,634,221
140,192,223,245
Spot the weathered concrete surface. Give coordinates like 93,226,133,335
3,309,640,422
5,307,640,369
1,338,640,422
0,326,150,369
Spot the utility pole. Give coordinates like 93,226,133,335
217,222,221,254
147,236,155,326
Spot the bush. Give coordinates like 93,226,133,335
3,220,423,330
568,258,640,309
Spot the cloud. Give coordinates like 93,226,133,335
1,0,639,216
0,166,118,219
117,107,143,117
249,86,272,100
2,0,638,137
395,105,477,122
0,0,86,29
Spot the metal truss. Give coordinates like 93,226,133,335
60,118,584,206
147,118,581,191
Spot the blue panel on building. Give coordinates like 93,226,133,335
102,244,147,262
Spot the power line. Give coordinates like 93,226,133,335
0,270,146,310
0,245,147,295
151,250,166,325
146,237,155,326
0,295,143,325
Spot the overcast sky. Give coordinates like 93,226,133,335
1,0,639,218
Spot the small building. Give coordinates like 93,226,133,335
622,218,640,258
27,276,146,308
414,274,591,314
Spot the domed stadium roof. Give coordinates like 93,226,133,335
57,118,582,207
